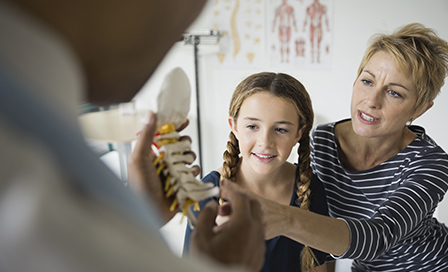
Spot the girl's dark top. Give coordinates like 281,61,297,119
183,165,329,271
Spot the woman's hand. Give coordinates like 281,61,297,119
255,194,291,240
217,179,291,240
218,177,350,256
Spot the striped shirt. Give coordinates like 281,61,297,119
311,120,448,272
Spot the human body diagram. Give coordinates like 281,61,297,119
211,0,332,68
271,0,332,66
303,0,330,63
272,0,298,63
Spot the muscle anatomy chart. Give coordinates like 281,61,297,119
211,0,333,69
272,0,298,63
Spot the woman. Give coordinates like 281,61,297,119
220,23,448,271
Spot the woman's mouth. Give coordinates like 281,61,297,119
358,111,380,124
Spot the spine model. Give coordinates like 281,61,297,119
153,67,219,225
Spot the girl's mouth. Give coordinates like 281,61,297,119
252,153,277,164
253,153,276,159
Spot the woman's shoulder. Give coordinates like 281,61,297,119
313,119,349,137
408,125,448,158
312,119,349,152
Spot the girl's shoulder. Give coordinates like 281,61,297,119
202,170,221,187
215,167,223,176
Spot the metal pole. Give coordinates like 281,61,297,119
193,36,203,178
183,30,221,178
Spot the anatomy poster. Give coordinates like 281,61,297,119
211,0,266,67
211,0,333,69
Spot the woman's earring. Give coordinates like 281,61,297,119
406,118,414,126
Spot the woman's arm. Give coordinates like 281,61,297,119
220,180,350,256
247,163,448,261
258,192,350,256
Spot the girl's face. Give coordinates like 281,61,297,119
230,92,303,176
351,51,419,139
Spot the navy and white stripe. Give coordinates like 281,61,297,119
311,120,448,272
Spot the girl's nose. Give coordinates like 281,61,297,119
257,130,274,147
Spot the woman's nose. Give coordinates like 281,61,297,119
364,89,382,109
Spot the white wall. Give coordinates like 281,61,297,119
135,0,448,229
131,1,448,270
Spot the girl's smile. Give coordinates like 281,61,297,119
252,152,278,163
230,92,302,177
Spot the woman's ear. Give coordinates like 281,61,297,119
414,101,434,120
228,117,238,140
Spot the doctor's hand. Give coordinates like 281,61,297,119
128,112,199,223
191,179,266,272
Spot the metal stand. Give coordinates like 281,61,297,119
183,30,222,178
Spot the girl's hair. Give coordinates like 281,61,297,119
222,72,317,272
357,23,448,117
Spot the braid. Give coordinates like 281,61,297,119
222,131,240,182
296,133,312,209
301,245,319,272
296,132,318,272
284,73,316,272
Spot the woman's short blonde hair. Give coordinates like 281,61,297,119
357,23,448,115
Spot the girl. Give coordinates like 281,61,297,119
183,72,329,272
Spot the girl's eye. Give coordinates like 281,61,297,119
275,128,289,134
388,90,402,98
246,124,257,130
362,79,373,86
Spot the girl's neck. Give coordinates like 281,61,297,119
236,161,296,205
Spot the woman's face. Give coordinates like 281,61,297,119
351,51,417,139
230,92,303,176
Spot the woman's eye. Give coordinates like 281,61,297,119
246,124,257,130
362,79,373,86
389,90,402,98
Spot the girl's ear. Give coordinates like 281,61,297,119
295,126,306,142
228,117,239,140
